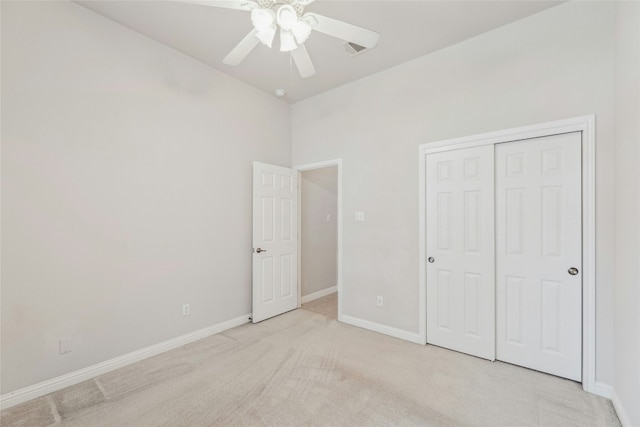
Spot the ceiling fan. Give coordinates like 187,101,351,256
181,0,380,78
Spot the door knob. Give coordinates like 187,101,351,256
255,248,267,253
428,257,435,263
568,267,579,275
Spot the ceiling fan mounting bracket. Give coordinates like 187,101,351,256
256,0,305,16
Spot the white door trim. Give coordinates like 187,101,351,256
418,115,598,395
294,159,343,321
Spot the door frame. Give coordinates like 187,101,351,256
294,159,343,321
418,115,600,396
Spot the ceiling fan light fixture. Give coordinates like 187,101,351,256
255,24,276,48
292,19,311,44
198,0,380,80
276,5,298,31
280,28,297,52
251,8,275,31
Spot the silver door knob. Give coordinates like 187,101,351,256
428,257,435,263
256,248,267,253
568,267,579,275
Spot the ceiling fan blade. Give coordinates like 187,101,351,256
223,29,260,65
177,0,257,11
304,12,379,49
291,44,316,78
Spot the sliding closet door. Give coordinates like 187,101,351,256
495,132,582,381
426,145,495,360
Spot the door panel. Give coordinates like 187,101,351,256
426,145,495,360
495,132,582,381
253,162,298,323
505,276,524,344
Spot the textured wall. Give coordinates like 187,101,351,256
292,2,616,386
613,2,640,425
1,1,291,393
301,167,338,297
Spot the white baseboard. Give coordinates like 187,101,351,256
611,388,634,427
0,314,251,410
592,381,612,399
339,314,422,344
301,286,337,304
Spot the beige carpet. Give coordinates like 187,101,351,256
1,293,619,426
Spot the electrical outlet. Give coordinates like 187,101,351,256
182,304,190,316
59,338,72,354
376,296,383,307
354,211,365,221
326,214,331,222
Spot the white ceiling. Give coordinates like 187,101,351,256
76,1,563,103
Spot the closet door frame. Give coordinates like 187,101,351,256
418,115,598,396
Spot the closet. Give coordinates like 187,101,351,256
425,132,582,382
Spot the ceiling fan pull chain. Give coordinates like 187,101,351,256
290,52,294,79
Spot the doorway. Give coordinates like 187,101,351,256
424,133,582,381
495,134,582,381
418,116,597,394
295,160,343,321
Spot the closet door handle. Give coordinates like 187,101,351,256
255,248,267,253
568,267,579,275
428,257,435,263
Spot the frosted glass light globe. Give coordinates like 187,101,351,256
280,29,297,52
251,8,275,31
276,5,298,31
292,20,311,44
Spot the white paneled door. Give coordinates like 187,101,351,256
495,132,582,381
426,145,496,360
252,162,298,323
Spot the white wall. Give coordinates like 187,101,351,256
613,1,640,425
291,1,616,386
1,1,290,393
301,167,337,297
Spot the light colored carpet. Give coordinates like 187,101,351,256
301,292,338,319
1,294,619,426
